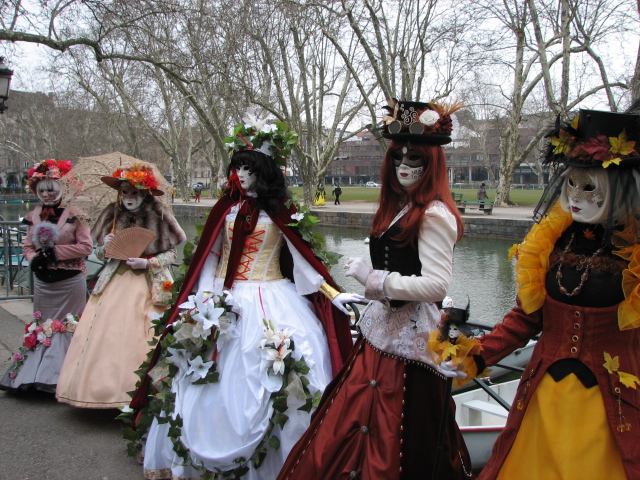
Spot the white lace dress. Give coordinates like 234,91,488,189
142,206,333,480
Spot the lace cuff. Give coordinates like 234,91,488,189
364,269,390,300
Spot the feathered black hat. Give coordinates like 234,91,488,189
378,98,464,145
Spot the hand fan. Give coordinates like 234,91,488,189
105,227,157,260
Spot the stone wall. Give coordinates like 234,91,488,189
172,203,211,220
310,209,534,241
170,203,534,241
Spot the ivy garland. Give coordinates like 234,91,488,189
119,199,335,478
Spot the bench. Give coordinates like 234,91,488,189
457,200,494,215
451,192,463,205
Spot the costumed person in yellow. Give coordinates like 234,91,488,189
56,164,186,408
477,103,640,480
313,182,325,206
0,160,92,392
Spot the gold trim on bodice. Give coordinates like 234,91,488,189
215,220,284,282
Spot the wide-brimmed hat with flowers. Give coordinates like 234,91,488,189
27,159,73,193
544,107,640,168
223,108,298,168
379,98,464,145
101,163,164,196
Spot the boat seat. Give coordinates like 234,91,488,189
462,399,509,418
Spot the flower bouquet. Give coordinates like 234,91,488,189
6,311,79,379
32,222,59,249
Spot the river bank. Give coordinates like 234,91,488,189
170,197,536,240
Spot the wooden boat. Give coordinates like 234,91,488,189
454,378,519,468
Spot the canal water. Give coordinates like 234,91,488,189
1,203,517,326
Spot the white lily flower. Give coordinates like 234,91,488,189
187,355,214,381
27,323,37,334
216,317,238,352
290,212,305,222
191,321,212,340
178,291,210,311
261,123,277,133
166,347,190,371
263,345,292,375
243,107,267,131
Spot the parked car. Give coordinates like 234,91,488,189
365,181,380,187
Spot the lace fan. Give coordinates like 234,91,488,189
105,227,157,260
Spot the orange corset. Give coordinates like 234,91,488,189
215,220,285,282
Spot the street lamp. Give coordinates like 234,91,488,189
0,57,14,114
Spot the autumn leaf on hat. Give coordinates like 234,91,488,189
583,135,613,162
609,130,637,157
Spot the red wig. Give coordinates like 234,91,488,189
371,141,464,245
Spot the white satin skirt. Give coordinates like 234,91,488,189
143,277,333,480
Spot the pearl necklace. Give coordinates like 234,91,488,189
555,232,604,297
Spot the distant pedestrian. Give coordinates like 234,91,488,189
332,182,342,205
194,185,202,202
313,182,325,206
477,182,489,210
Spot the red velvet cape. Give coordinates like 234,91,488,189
131,194,352,408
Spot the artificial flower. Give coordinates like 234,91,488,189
162,281,173,291
419,110,440,126
166,347,190,371
263,345,292,375
582,135,613,162
549,129,575,156
33,311,42,320
291,212,305,222
602,157,621,168
23,334,37,349
187,355,214,382
583,228,596,241
12,353,22,361
609,130,637,157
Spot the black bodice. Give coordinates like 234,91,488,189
545,222,626,308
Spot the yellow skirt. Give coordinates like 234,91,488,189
56,269,163,408
497,373,625,480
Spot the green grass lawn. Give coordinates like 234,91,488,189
289,186,543,207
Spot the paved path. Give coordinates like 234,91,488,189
0,196,535,479
0,304,142,480
178,196,536,220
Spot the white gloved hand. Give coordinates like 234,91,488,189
126,257,149,270
344,257,371,286
438,360,468,379
103,233,115,247
331,292,366,315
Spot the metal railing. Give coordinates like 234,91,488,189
0,215,33,300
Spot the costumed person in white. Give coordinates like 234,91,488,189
56,164,186,408
0,159,92,392
128,116,360,480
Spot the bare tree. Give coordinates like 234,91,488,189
471,0,633,206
